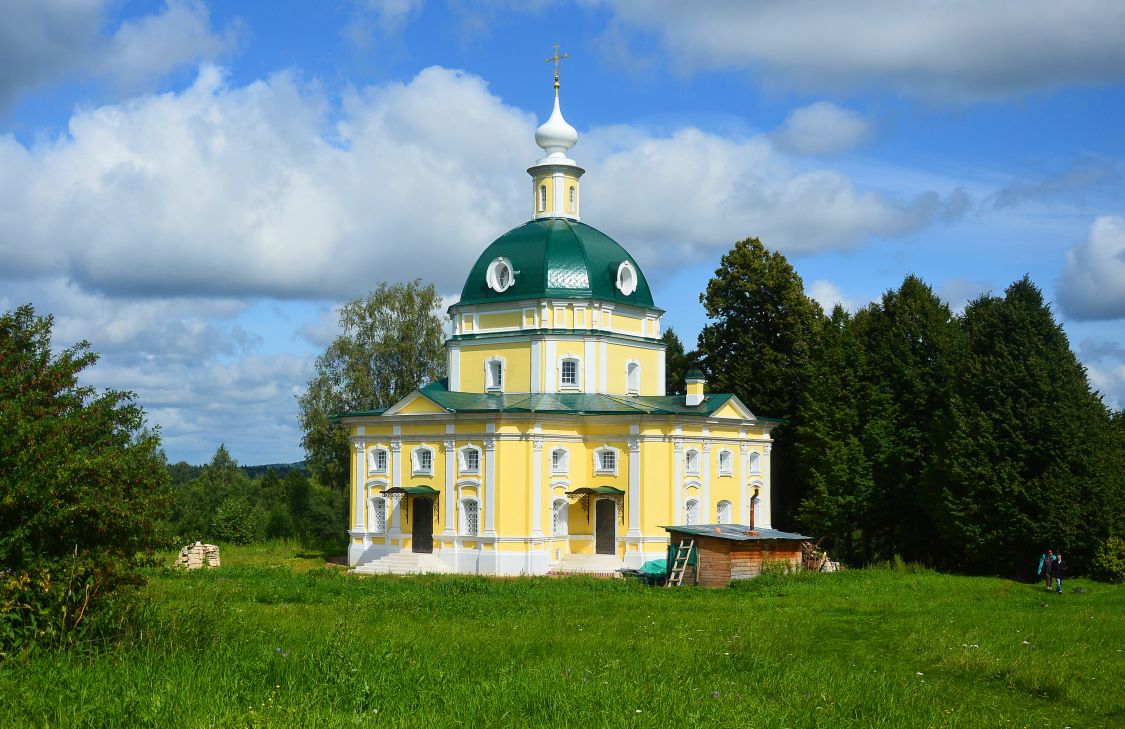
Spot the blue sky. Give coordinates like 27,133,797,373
3,0,1124,465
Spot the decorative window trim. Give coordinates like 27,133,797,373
486,257,515,293
458,445,481,474
538,184,547,212
484,356,505,392
551,498,569,537
748,451,763,475
684,498,700,526
718,449,733,477
616,260,637,296
411,446,434,476
367,447,388,475
550,447,569,474
558,356,582,390
684,448,701,476
368,496,387,533
593,445,619,476
460,497,480,537
625,360,640,395
716,500,733,525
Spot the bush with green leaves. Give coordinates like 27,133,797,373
1090,537,1125,584
0,305,170,652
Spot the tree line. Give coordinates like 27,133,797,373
684,237,1125,576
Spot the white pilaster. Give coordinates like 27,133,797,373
657,348,666,396
531,339,541,393
442,430,456,537
673,436,683,524
353,441,366,532
483,425,497,536
544,339,557,393
740,442,750,524
702,440,712,523
450,346,461,392
762,443,773,528
583,339,597,392
627,427,641,538
532,431,544,537
598,341,607,392
389,439,402,540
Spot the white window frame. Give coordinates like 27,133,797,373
486,257,515,293
625,361,640,395
369,496,387,533
716,500,732,524
685,448,701,476
559,356,581,390
749,451,762,475
460,497,480,537
538,184,547,212
593,446,619,476
551,498,569,537
616,260,637,296
685,498,700,526
367,448,388,475
485,357,504,392
459,445,481,474
718,449,733,476
550,447,569,474
411,446,434,476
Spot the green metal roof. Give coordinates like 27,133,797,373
456,218,656,308
338,380,782,421
661,524,811,541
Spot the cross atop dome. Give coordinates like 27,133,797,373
529,44,584,220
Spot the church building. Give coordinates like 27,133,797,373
341,63,781,575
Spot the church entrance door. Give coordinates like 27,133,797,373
595,499,615,555
412,498,433,553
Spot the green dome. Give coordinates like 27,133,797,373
457,218,656,309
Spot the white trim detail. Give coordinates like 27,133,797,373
616,260,638,296
458,444,481,474
550,446,569,474
593,445,619,476
486,257,515,293
484,356,505,392
411,445,434,476
718,448,733,476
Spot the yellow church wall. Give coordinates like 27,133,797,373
458,342,533,393
612,312,644,336
394,396,446,415
604,344,662,394
534,175,555,215
478,311,522,331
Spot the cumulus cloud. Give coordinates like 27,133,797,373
806,279,865,314
0,0,238,109
598,0,1125,100
582,125,960,258
1057,216,1125,321
774,102,872,156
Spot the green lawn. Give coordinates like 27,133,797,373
1,542,1121,728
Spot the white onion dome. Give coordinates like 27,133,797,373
534,95,578,161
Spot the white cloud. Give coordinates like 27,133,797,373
1057,216,1125,321
599,0,1125,100
0,0,237,109
938,277,993,314
1086,361,1125,410
774,102,872,156
806,279,863,313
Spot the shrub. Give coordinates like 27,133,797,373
0,305,170,653
212,496,264,544
1090,537,1125,584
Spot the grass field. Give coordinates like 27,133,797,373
1,541,1121,728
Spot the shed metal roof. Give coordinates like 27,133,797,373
661,524,811,541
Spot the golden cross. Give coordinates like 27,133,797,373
545,43,568,94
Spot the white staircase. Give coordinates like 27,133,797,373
551,553,627,576
353,551,451,575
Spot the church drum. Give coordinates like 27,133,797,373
595,498,615,555
412,497,434,553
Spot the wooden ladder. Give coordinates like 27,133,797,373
665,539,695,587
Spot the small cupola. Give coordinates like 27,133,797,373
528,45,584,221
686,368,705,406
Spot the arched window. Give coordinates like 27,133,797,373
626,362,640,395
367,448,388,474
485,359,503,391
716,500,732,524
369,496,387,533
593,446,618,475
411,446,434,476
749,451,762,474
538,184,547,211
718,449,733,476
461,498,480,536
559,357,580,389
685,449,701,476
568,185,576,212
459,445,480,474
550,447,569,474
551,498,569,536
685,498,700,526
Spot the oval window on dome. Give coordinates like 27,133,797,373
487,257,515,293
616,261,637,296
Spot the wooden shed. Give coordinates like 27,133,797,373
661,524,811,588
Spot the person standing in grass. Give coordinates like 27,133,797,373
1038,549,1054,590
1053,553,1066,594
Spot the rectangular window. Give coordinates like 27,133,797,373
599,450,616,472
487,360,503,391
463,449,479,473
561,359,578,387
551,449,567,473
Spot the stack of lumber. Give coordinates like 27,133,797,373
175,541,221,569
